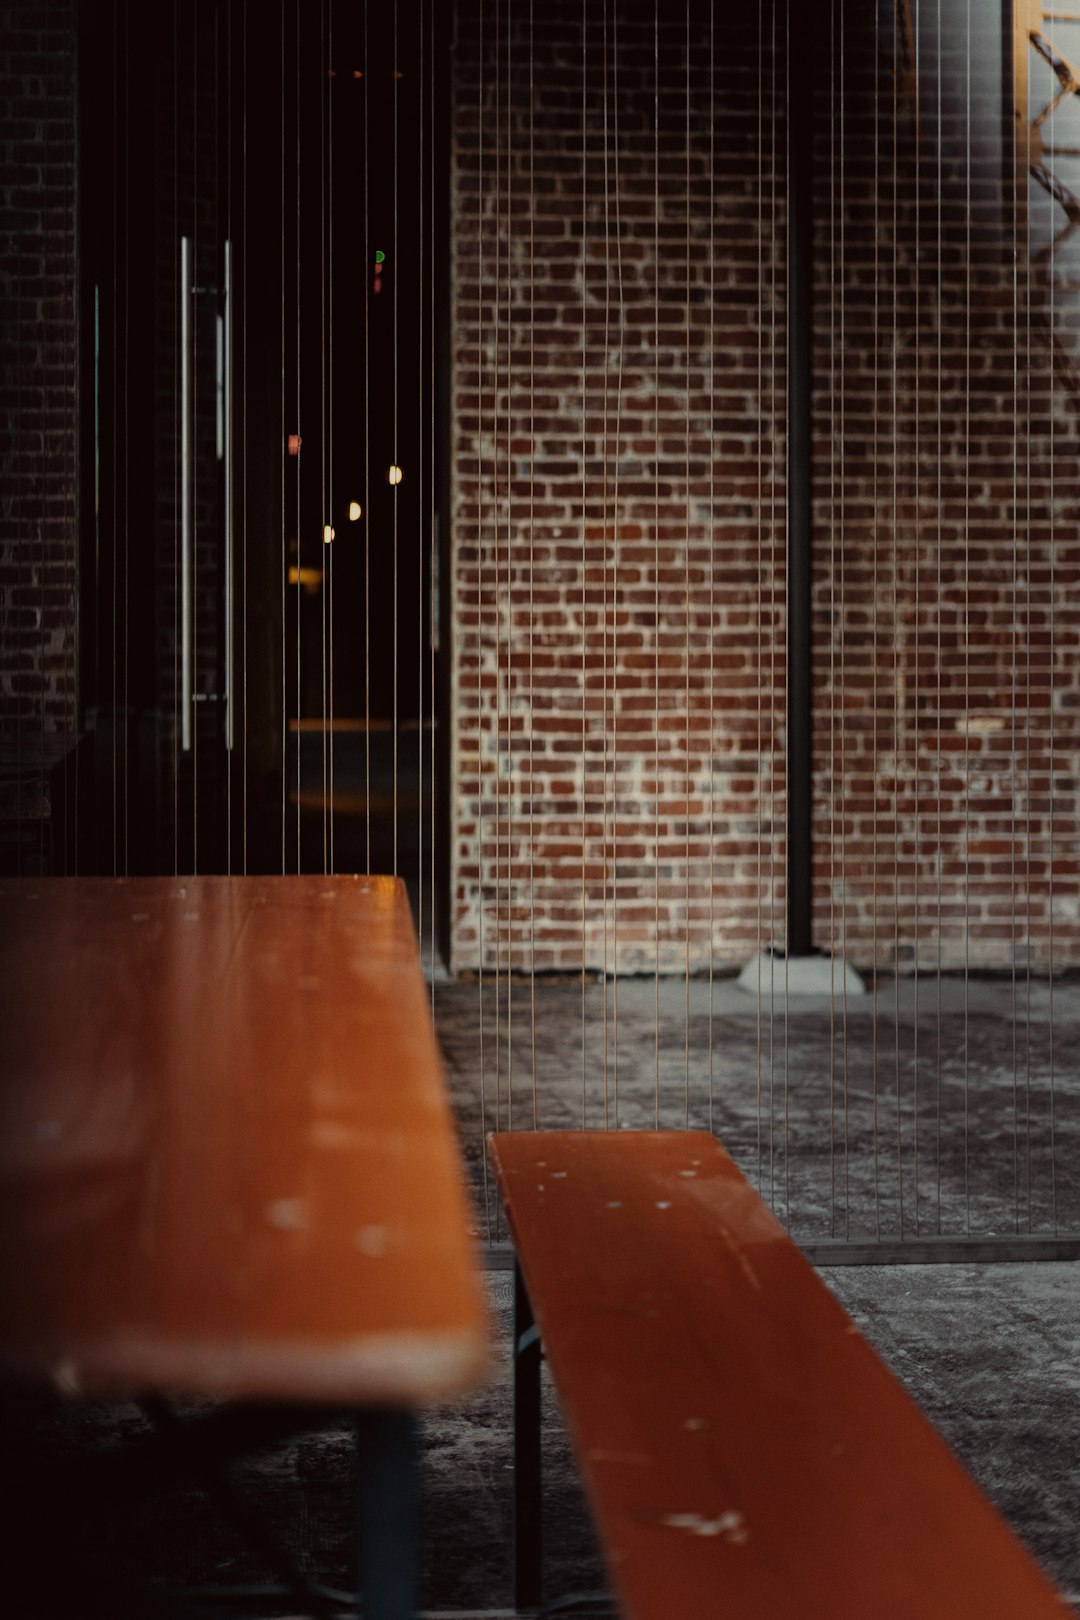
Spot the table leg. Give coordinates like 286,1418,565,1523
514,1260,543,1612
356,1407,421,1620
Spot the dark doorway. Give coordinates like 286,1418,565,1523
78,0,445,903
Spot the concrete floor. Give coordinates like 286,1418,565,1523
3,974,1078,1615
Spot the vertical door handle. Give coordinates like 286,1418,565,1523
180,235,193,753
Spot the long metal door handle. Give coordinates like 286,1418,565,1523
223,239,234,751
180,235,193,753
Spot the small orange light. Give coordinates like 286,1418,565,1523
387,465,403,486
349,501,362,521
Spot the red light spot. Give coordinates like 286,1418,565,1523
287,433,302,456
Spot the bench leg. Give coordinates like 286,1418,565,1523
356,1407,421,1620
514,1260,543,1612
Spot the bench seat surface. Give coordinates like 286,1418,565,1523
490,1129,1064,1620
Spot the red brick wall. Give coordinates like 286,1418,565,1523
0,0,78,741
448,0,1080,975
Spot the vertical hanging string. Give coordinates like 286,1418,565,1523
683,0,691,1129
418,0,426,950
601,0,611,1129
112,1,119,874
505,0,514,1129
528,0,538,1127
707,0,716,1136
892,0,904,1235
1047,77,1058,1237
295,0,302,875
363,0,371,873
835,0,841,1224
392,0,400,877
581,0,589,1130
781,0,791,1229
320,0,329,876
40,4,50,877
476,0,492,1236
912,0,922,1236
225,0,233,876
326,0,335,876
839,0,850,1236
934,0,943,1230
67,0,79,874
492,0,502,1133
429,0,438,1002
871,0,881,1236
773,0,780,1218
755,0,765,1191
174,0,180,874
611,0,624,1123
123,5,130,876
281,0,287,875
1010,0,1022,1234
768,0,779,1210
653,0,661,1128
241,0,249,873
963,0,972,1232
1029,31,1036,1224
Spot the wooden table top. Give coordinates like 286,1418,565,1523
0,874,488,1405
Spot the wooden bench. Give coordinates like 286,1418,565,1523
489,1129,1066,1620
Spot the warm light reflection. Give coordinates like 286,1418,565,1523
323,524,335,544
387,465,403,486
288,565,322,594
349,500,362,521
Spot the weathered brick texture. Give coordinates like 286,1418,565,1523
0,0,78,740
449,0,1080,975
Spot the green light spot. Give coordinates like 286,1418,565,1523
375,250,386,264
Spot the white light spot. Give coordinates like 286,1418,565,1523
662,1511,748,1545
355,1225,391,1257
551,1171,568,1179
265,1198,308,1232
656,1200,672,1209
607,1200,623,1210
52,1357,82,1397
679,1170,697,1179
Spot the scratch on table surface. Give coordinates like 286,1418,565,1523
718,1224,763,1292
661,1510,748,1544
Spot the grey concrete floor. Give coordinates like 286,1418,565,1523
3,974,1077,1616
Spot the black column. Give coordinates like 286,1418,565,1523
787,0,815,958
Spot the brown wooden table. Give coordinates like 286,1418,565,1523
0,873,488,1617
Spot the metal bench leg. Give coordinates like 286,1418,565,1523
514,1259,543,1612
356,1407,421,1620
